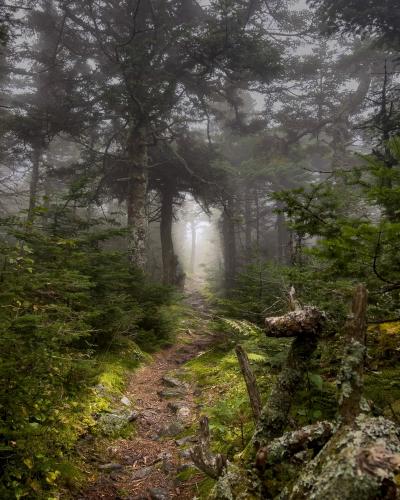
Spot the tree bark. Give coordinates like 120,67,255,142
265,307,326,338
276,203,290,264
190,220,197,274
288,416,400,500
27,146,41,223
126,127,148,270
337,283,368,425
253,333,319,449
253,306,325,448
244,185,252,259
256,421,335,468
235,345,262,422
222,200,237,291
160,182,177,285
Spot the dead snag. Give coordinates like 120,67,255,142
235,345,262,422
337,283,368,425
286,285,400,500
253,306,326,449
190,416,227,479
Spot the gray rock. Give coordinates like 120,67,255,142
98,463,123,471
131,466,153,480
128,410,140,421
96,411,133,436
178,449,192,459
175,435,197,446
120,396,131,406
177,463,192,473
94,383,107,394
167,401,187,413
149,487,170,500
159,421,184,437
157,389,186,399
162,375,184,388
176,406,191,420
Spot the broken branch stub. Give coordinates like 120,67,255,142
265,306,326,338
190,416,227,480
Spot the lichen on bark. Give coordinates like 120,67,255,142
253,333,319,449
287,415,400,500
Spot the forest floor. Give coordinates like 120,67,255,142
75,282,215,500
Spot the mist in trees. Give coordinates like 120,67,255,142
1,0,400,498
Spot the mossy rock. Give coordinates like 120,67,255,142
95,412,134,437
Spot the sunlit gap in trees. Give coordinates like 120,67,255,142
174,195,221,282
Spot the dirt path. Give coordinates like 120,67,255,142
78,289,212,500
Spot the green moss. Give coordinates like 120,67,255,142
197,477,217,498
175,466,199,482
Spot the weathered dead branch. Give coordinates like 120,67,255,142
235,344,262,422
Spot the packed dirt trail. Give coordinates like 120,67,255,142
78,283,214,500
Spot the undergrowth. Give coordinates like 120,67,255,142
0,211,182,499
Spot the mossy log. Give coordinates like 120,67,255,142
287,415,400,500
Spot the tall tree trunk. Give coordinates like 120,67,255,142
222,200,237,292
126,127,148,270
160,183,177,285
244,185,252,259
255,188,260,253
190,221,197,274
27,146,41,223
276,203,290,264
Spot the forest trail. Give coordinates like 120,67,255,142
78,284,213,500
